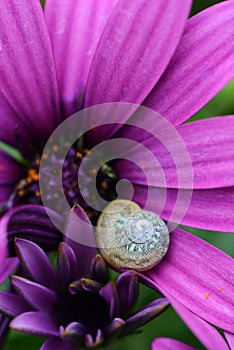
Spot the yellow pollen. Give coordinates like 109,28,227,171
42,153,48,160
76,151,83,158
35,190,41,197
205,292,210,300
26,176,32,183
32,173,39,181
100,181,108,190
28,169,39,182
35,158,40,167
218,287,223,291
89,169,97,176
86,211,93,219
18,189,26,197
52,145,59,152
28,169,37,176
17,179,28,189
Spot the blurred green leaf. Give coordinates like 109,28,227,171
188,79,234,123
190,0,224,16
4,332,45,350
0,141,29,167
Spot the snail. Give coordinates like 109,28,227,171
95,199,170,272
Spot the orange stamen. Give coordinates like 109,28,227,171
18,190,26,197
89,169,97,176
42,153,48,160
76,152,83,158
52,145,59,152
35,158,40,167
32,173,39,181
100,181,108,190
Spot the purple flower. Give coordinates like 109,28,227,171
0,237,168,350
0,1,233,349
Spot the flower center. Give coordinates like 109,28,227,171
55,290,110,337
1,144,118,223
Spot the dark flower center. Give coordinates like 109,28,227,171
55,290,110,337
1,143,118,224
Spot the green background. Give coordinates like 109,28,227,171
3,0,234,349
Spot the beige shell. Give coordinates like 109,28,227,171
95,200,169,272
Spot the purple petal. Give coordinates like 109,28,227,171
10,311,59,337
99,282,119,321
104,318,125,338
90,254,108,284
141,227,234,332
0,152,22,205
68,280,82,295
85,329,104,348
123,298,169,336
0,0,61,145
57,242,78,286
176,117,234,188
45,0,118,115
0,258,18,284
116,116,234,189
61,322,86,340
40,338,76,350
65,205,96,277
116,271,139,311
0,153,22,187
78,102,143,148
80,278,102,293
225,332,234,349
11,275,57,312
0,186,13,206
114,122,192,190
134,185,234,232
0,204,62,274
0,291,30,317
168,299,230,350
1,204,63,235
0,315,10,348
144,1,234,125
175,187,234,232
15,238,58,290
0,95,26,147
85,0,192,107
152,338,196,350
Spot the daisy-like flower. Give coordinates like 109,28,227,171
0,233,169,350
0,1,234,349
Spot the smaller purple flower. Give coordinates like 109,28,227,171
0,238,168,350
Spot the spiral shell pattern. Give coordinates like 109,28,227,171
96,200,170,271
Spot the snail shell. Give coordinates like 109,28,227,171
96,200,169,272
